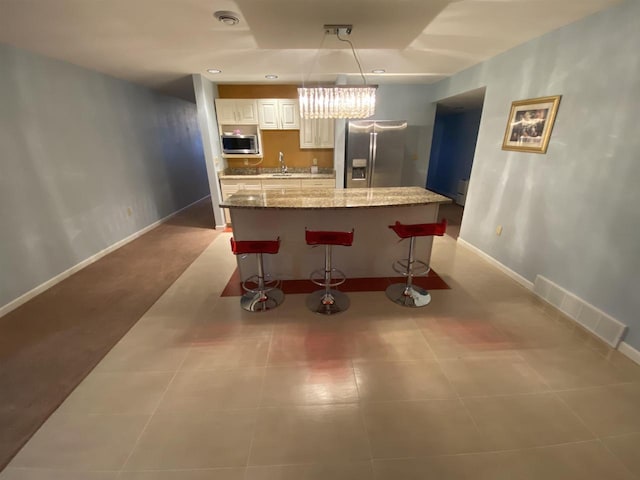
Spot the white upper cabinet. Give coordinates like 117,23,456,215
316,118,334,147
279,100,300,129
299,118,315,147
299,118,335,149
257,100,279,129
215,99,259,125
258,99,300,130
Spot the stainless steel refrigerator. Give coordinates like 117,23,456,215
345,120,407,188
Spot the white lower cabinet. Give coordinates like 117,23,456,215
260,179,302,190
220,179,262,225
299,178,335,188
220,177,335,224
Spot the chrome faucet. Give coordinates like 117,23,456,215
278,151,287,174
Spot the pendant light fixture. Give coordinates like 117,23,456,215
298,25,377,119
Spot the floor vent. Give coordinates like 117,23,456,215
533,275,627,347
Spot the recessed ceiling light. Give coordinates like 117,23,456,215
207,69,222,74
265,74,278,79
371,69,386,74
213,11,240,26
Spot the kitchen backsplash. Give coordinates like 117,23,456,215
224,166,335,175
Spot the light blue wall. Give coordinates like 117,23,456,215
0,44,210,309
429,0,640,349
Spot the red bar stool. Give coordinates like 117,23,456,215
386,219,447,307
230,237,284,312
305,228,354,315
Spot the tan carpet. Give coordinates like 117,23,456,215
0,198,219,470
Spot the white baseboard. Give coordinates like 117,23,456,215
455,237,631,353
456,237,534,290
533,275,627,348
618,342,640,366
0,195,211,319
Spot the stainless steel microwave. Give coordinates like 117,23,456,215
221,134,259,154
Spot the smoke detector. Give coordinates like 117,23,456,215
214,11,240,26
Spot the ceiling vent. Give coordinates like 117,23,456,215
213,11,240,26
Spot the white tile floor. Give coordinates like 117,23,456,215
2,233,640,479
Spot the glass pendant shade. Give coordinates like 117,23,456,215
298,86,377,119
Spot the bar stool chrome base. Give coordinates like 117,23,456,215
306,289,350,315
240,288,284,312
240,273,284,312
385,283,432,308
385,220,446,308
231,238,284,313
304,229,354,315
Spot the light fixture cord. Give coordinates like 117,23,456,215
337,32,367,85
303,32,329,87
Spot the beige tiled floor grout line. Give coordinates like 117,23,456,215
418,318,640,474
114,346,190,478
349,357,376,476
552,389,638,478
417,325,488,453
244,321,274,474
115,237,231,477
10,231,640,477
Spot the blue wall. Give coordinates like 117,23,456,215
427,108,482,198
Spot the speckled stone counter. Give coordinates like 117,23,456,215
221,186,450,209
226,187,451,280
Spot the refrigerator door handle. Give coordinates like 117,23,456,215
367,132,374,188
369,132,378,188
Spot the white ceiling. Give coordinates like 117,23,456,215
0,0,622,101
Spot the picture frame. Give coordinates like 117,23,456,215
501,95,561,154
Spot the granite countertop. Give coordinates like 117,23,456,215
220,186,451,209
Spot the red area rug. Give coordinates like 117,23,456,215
221,268,449,296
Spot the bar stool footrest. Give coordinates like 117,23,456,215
391,259,430,277
309,268,347,288
241,274,281,294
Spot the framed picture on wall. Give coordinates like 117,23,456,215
502,95,561,153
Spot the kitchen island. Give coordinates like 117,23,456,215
218,171,336,224
221,187,451,281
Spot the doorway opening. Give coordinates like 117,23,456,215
427,87,486,239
